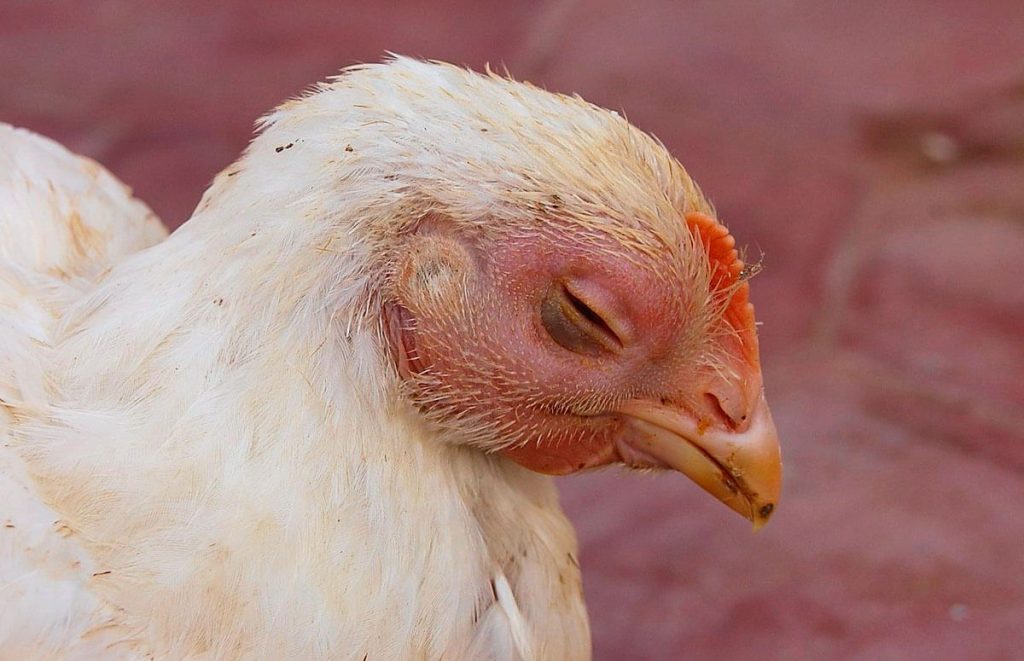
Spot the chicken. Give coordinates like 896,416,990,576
0,58,781,659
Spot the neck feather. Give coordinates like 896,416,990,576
18,205,585,657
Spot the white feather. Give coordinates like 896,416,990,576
0,58,623,659
0,123,165,659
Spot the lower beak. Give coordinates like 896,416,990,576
616,394,782,529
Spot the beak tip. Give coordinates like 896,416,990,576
749,501,776,531
617,397,783,529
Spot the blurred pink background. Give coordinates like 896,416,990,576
3,1,1023,658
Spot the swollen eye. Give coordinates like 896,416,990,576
540,282,623,356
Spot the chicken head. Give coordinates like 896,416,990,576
385,195,780,528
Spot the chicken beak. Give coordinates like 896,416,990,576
616,394,782,529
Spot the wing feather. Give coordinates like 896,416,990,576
0,124,166,658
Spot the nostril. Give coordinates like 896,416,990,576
703,392,741,431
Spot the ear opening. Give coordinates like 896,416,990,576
394,232,473,308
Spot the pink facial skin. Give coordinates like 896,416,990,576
386,212,780,525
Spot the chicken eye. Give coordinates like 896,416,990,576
540,282,623,356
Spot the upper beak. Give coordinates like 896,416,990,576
616,393,782,529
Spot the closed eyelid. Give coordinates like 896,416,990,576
540,282,623,356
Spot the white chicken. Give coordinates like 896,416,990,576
0,58,781,659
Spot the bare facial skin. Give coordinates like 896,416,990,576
388,211,781,527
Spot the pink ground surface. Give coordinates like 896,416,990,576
3,2,1023,658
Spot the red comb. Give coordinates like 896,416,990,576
684,212,759,366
